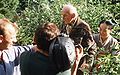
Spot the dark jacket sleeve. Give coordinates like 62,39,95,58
69,21,97,68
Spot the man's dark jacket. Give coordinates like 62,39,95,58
61,17,97,74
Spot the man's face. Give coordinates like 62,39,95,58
99,23,112,39
1,24,17,49
61,11,73,24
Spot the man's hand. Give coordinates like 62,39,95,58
71,45,83,75
75,45,83,62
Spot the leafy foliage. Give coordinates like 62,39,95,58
1,0,119,45
16,0,120,45
91,48,120,75
0,0,120,74
0,0,19,19
96,54,120,75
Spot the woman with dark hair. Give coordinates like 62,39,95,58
20,23,60,75
93,20,119,54
92,20,120,73
20,23,82,75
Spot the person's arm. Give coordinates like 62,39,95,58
71,45,83,75
111,39,120,55
13,45,33,57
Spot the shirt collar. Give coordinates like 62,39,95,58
68,17,78,27
99,34,111,46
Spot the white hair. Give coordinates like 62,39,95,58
62,4,78,17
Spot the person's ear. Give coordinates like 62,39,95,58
71,13,75,18
0,35,3,43
70,13,76,23
32,35,36,45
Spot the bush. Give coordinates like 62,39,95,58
0,0,119,45
0,0,120,74
15,0,120,45
0,0,19,19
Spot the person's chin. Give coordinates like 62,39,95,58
7,45,13,49
101,36,108,39
100,34,105,37
64,22,68,25
64,21,70,24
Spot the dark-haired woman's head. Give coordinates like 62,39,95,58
99,19,117,29
34,23,60,52
98,20,115,39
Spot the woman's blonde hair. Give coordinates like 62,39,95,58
0,18,19,35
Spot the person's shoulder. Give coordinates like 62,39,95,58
77,17,91,31
93,34,99,38
78,17,89,26
81,19,89,26
109,35,118,43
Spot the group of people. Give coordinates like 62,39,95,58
0,4,119,75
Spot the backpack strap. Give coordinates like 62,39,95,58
49,38,57,55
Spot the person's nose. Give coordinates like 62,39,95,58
12,37,17,43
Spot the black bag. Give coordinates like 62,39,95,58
49,36,76,72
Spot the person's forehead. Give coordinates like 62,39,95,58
100,23,108,29
62,5,74,14
61,8,69,15
5,24,16,33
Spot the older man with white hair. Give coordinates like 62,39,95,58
61,4,97,75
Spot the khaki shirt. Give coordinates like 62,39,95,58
93,34,119,55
